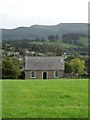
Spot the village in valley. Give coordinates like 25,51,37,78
1,24,89,79
1,0,89,118
1,28,89,118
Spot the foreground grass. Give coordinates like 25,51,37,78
2,79,88,118
0,80,2,119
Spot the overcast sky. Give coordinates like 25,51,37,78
0,0,89,29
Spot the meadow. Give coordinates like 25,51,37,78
2,79,88,118
29,40,75,48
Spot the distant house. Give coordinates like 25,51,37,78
25,56,64,79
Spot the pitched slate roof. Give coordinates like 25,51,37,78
25,56,64,70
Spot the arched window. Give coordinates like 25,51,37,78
54,71,59,78
31,71,36,78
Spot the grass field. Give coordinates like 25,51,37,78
29,40,75,48
79,37,88,47
29,37,88,49
2,79,88,118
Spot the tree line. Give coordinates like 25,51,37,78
2,56,89,79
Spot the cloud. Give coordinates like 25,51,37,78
0,0,88,28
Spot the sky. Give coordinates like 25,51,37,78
0,0,89,29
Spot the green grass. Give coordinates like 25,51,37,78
30,37,88,49
0,80,2,119
79,37,88,47
29,40,74,48
2,79,88,118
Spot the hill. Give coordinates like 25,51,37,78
2,23,88,40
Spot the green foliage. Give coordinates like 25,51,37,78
65,56,89,75
2,57,20,79
19,68,25,79
3,35,88,56
55,34,59,40
69,58,86,76
62,33,80,44
65,61,72,73
48,34,55,42
79,37,88,47
2,79,88,118
48,34,59,42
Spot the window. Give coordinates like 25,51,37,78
31,71,36,78
54,71,59,78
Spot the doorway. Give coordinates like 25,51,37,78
42,71,48,79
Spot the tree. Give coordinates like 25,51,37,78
65,61,72,73
55,34,59,41
69,58,86,77
55,46,63,56
19,68,25,79
2,57,20,79
62,33,80,44
48,35,55,42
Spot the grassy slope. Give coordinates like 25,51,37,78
79,37,88,47
2,79,88,118
30,37,88,49
30,40,74,49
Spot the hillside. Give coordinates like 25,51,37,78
2,23,88,40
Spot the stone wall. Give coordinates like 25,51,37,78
25,70,64,79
